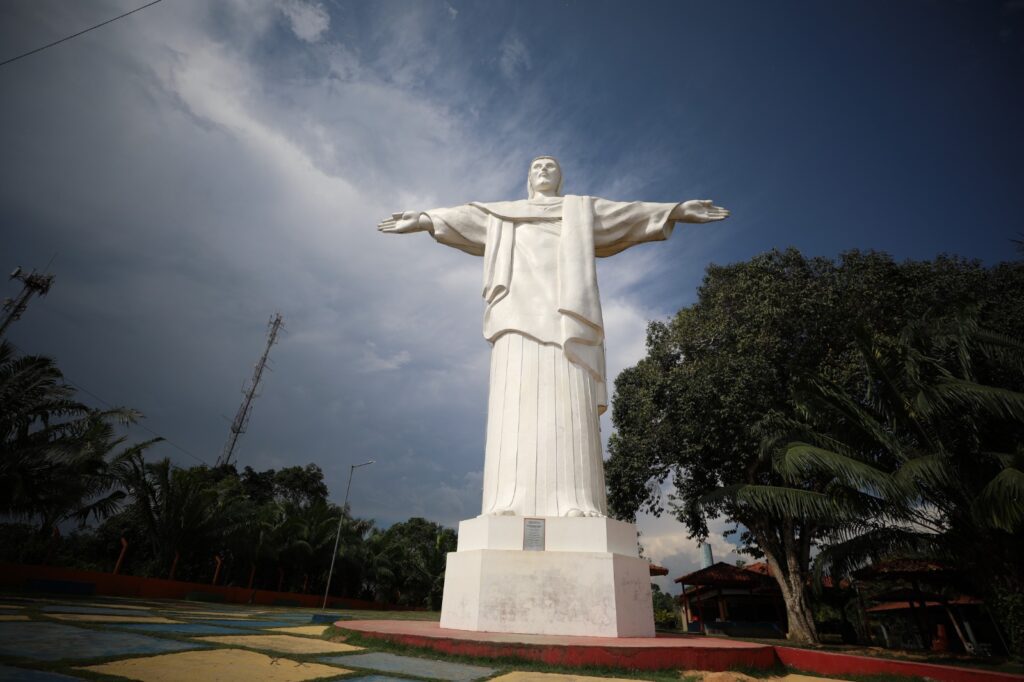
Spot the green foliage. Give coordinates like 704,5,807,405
0,340,454,606
0,339,150,532
363,517,457,609
650,583,678,629
605,249,1024,645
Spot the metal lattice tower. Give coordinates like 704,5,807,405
216,312,284,468
1,266,55,338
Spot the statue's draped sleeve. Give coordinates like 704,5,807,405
423,205,489,256
591,198,680,257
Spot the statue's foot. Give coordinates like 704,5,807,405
483,508,515,516
564,508,605,518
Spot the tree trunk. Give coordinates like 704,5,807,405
758,522,819,644
777,570,818,643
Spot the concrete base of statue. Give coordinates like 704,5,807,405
439,516,655,638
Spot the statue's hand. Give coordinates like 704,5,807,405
378,211,429,233
677,199,730,224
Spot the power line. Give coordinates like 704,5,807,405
0,0,164,69
3,339,209,466
62,376,210,467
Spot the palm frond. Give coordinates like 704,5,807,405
778,442,902,498
973,467,1024,532
932,378,1024,422
813,527,938,588
700,484,855,523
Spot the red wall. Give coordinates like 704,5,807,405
0,561,403,610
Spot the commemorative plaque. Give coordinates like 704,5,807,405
523,518,545,551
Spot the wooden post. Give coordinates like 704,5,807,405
169,551,180,581
113,537,128,575
247,563,256,590
212,554,223,585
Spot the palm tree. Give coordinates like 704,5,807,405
114,453,249,581
0,340,145,533
770,313,1024,653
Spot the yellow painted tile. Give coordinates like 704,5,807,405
168,611,253,618
79,648,349,682
0,615,29,621
197,634,361,655
0,605,21,610
79,602,152,610
491,674,645,682
267,625,329,636
46,614,181,624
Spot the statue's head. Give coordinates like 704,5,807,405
527,156,563,199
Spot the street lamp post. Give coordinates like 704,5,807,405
322,460,374,609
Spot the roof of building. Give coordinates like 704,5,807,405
649,563,669,576
673,561,776,587
852,559,952,581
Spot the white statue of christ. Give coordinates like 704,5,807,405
379,156,728,519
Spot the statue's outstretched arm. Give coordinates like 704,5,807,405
377,210,433,234
670,199,730,223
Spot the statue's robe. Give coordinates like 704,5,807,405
425,195,679,516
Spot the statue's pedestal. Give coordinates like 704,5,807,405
440,516,655,638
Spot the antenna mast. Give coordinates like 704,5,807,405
1,266,55,337
217,312,284,468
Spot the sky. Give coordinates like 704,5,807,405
1,0,1022,593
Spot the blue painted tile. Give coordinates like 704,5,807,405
0,666,83,681
0,622,206,662
106,623,253,635
194,619,295,628
310,613,350,623
320,653,495,681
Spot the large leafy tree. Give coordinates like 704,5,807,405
605,249,1023,643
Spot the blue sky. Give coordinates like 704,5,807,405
1,0,1021,589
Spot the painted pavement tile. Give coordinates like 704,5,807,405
345,677,419,682
78,648,351,682
268,625,329,636
0,665,84,681
194,618,296,628
107,622,255,635
41,605,156,616
310,613,345,624
0,622,206,662
165,610,254,618
196,634,361,655
0,616,30,622
76,602,152,610
320,653,495,681
45,614,180,624
490,674,645,682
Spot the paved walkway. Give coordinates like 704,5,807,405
0,595,846,681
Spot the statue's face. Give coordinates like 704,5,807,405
529,157,561,195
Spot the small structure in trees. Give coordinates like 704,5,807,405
675,561,786,638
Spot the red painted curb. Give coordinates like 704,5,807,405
336,621,776,672
336,620,1024,680
775,646,1024,682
